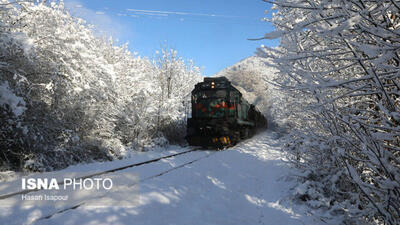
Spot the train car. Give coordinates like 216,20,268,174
186,77,267,148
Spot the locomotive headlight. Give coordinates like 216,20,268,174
211,82,215,88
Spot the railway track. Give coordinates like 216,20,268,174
0,146,219,224
0,147,202,200
36,151,216,221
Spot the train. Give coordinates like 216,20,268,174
185,77,267,148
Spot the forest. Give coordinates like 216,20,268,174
0,0,202,171
258,0,400,224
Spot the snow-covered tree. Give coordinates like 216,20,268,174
153,46,202,143
258,0,400,224
0,0,202,171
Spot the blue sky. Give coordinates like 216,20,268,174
64,0,277,76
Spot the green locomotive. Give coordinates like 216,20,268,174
186,77,267,148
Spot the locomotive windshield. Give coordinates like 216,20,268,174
193,90,226,100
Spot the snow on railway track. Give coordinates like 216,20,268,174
35,150,216,222
0,131,323,225
0,146,215,225
0,147,202,200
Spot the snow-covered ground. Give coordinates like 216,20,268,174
0,131,322,225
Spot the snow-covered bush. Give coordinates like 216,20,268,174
258,0,400,224
0,0,202,171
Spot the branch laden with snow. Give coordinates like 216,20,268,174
258,0,400,224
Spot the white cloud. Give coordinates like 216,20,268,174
64,0,134,40
126,8,240,18
133,12,168,17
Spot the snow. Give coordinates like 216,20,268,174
263,30,285,39
0,81,26,117
0,131,322,225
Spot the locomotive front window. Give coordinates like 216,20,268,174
216,90,226,98
196,90,226,99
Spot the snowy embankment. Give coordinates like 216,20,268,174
0,131,321,225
